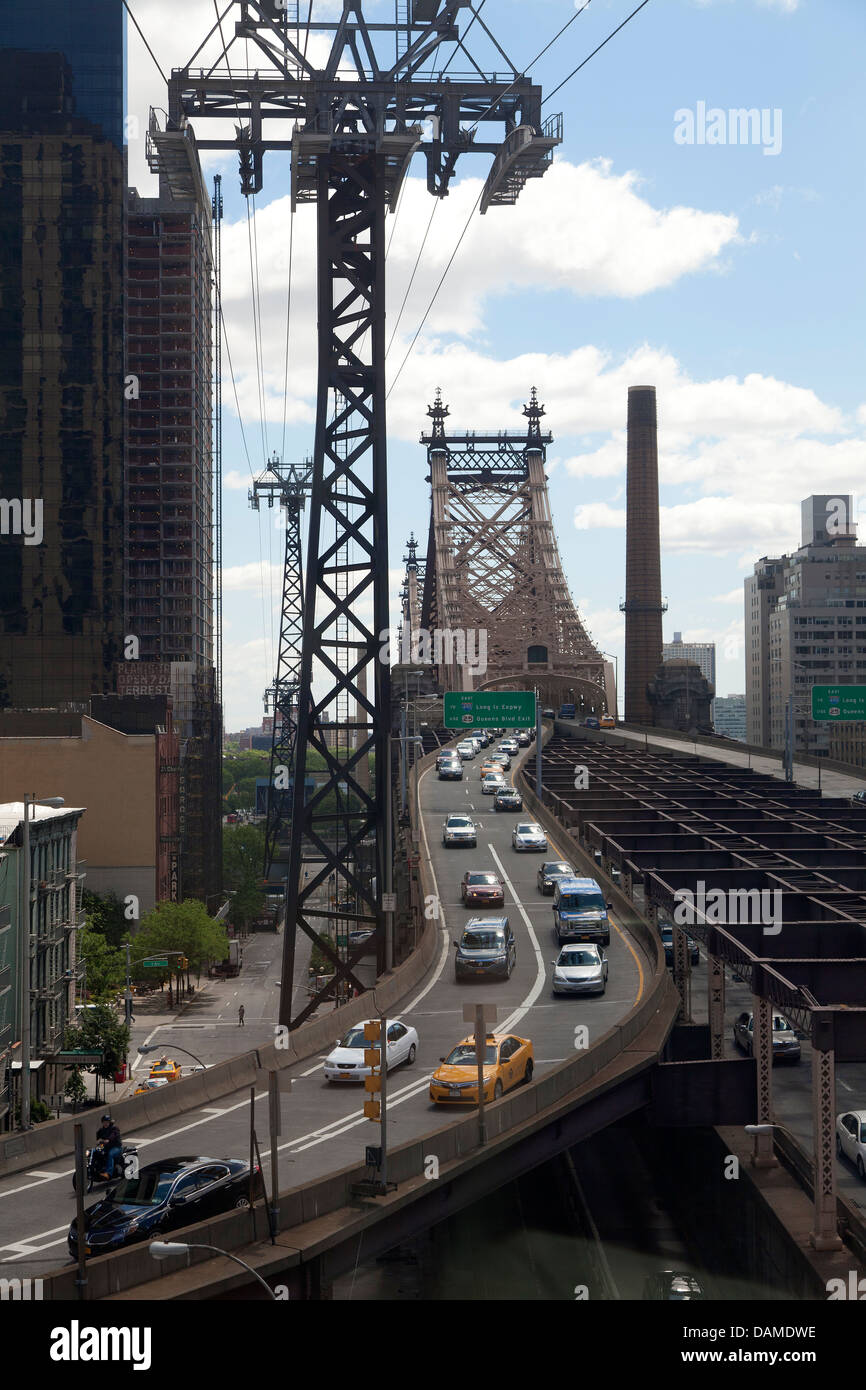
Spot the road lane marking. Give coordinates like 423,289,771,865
400,762,452,1014
487,844,546,1034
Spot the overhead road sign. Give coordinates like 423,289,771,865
811,686,866,721
444,691,536,728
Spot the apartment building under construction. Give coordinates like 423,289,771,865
123,116,220,906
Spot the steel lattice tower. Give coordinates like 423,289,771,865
249,454,313,879
421,389,606,705
168,1,562,1026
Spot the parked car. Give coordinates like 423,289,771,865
836,1110,866,1178
732,1010,801,1062
460,870,505,907
551,943,608,997
494,788,523,812
68,1157,263,1258
454,917,516,981
443,813,477,847
537,860,575,895
324,1018,418,1080
512,821,548,852
659,921,700,966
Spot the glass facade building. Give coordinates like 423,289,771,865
0,0,125,147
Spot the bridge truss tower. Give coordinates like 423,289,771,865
421,388,606,704
168,1,562,1026
248,454,313,880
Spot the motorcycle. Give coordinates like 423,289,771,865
72,1139,139,1192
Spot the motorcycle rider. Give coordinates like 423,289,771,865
95,1113,122,1181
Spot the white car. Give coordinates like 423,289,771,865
443,813,478,847
552,944,608,997
324,1018,418,1082
836,1110,866,1178
481,773,507,795
512,821,547,852
456,742,476,760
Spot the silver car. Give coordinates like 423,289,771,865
443,813,478,848
551,944,608,996
481,773,507,795
512,821,547,852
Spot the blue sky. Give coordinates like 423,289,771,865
127,0,866,727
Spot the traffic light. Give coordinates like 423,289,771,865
362,1020,383,1123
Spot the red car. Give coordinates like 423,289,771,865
460,870,505,907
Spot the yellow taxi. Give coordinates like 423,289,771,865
429,1031,534,1104
479,760,500,779
600,713,616,729
148,1056,182,1083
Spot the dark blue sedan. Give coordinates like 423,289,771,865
68,1156,261,1257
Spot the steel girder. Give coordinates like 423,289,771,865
280,152,391,1027
421,393,605,695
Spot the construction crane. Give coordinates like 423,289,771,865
168,1,562,1028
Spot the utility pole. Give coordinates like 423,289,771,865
169,2,562,1030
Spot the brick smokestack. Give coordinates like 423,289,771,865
621,386,665,724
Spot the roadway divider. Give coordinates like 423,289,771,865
0,741,449,1180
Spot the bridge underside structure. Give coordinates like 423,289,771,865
536,728,866,1250
418,390,607,709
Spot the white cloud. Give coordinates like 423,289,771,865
711,587,746,604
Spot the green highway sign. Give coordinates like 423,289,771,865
443,690,536,728
811,685,866,721
142,957,169,968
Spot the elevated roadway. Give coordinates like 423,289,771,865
0,737,659,1290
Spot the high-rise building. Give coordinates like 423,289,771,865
0,0,126,148
745,494,866,757
0,48,125,709
663,631,716,687
126,119,214,666
713,693,747,742
124,116,221,907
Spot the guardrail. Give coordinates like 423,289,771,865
773,1127,866,1267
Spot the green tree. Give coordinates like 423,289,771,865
77,924,126,1002
132,899,229,983
64,1068,87,1113
82,889,130,947
222,824,266,927
64,1005,130,1100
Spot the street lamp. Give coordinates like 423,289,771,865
19,794,64,1131
148,1240,278,1300
137,1042,209,1072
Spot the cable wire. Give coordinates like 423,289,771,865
543,0,653,107
122,0,169,84
388,0,653,395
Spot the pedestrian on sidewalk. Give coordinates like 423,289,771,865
238,1004,245,1027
